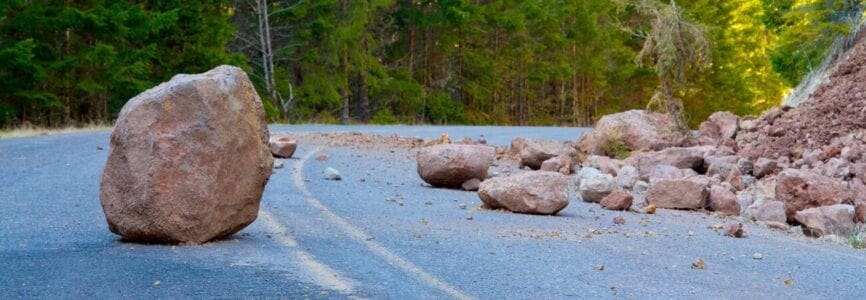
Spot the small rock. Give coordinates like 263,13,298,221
594,264,605,271
613,216,626,225
315,154,329,161
540,154,574,175
324,167,342,180
465,215,473,221
753,253,763,260
273,160,284,169
459,203,467,210
724,223,744,238
645,204,657,214
269,137,298,158
600,190,633,211
753,158,778,178
96,145,104,150
578,167,616,202
692,258,706,270
461,178,482,191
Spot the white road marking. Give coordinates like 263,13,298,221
259,210,356,294
292,148,474,300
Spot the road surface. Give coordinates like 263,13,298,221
2,125,866,298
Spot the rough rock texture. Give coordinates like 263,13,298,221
540,154,573,175
749,200,788,224
698,111,739,147
578,167,617,202
519,139,576,169
576,110,688,155
725,223,745,238
775,169,853,221
269,137,297,158
100,65,273,244
635,147,708,180
753,158,778,179
856,203,866,223
737,33,866,161
583,155,623,176
462,178,482,191
646,165,698,183
646,176,711,210
708,185,740,216
478,171,569,215
615,165,639,188
417,144,495,188
600,190,633,211
794,204,856,237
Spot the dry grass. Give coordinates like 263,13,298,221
0,123,112,140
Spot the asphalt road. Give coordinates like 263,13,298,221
2,125,866,298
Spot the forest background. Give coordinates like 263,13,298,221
1,0,863,128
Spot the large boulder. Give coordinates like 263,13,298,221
708,185,740,216
540,154,574,175
576,110,688,155
100,65,273,244
794,204,856,237
646,165,698,183
478,171,569,215
775,169,854,221
269,137,297,158
417,144,495,188
635,147,709,180
519,138,577,169
578,167,617,202
697,111,739,146
646,175,711,210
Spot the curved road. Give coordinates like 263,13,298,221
2,125,866,298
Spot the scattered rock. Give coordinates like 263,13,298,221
519,138,577,169
635,147,708,180
753,253,763,260
615,165,639,188
748,200,787,224
775,169,853,221
273,159,284,169
578,167,617,202
324,167,342,180
794,204,856,237
692,258,706,270
269,137,298,158
315,154,329,161
697,111,739,146
724,223,744,238
613,216,626,225
100,65,272,244
646,176,710,210
459,203,467,210
478,171,570,215
753,158,778,179
576,110,688,155
583,155,622,175
645,204,657,214
600,190,633,211
708,185,740,216
461,178,482,191
540,154,574,175
646,165,698,182
416,144,495,188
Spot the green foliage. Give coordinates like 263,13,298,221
425,92,466,124
371,108,399,124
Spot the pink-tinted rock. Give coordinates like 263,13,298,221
578,168,617,202
724,223,744,238
540,154,574,175
600,190,633,211
519,138,576,169
510,137,527,155
794,204,856,237
646,175,710,210
709,185,740,216
461,178,482,191
856,203,866,224
775,169,853,221
478,171,569,215
100,65,273,244
269,137,297,158
635,147,708,180
583,155,623,176
417,144,495,188
698,111,739,146
646,165,698,183
753,158,778,179
576,110,688,155
749,200,787,223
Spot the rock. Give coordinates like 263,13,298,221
100,65,272,244
708,185,740,216
583,155,622,175
753,158,778,179
324,167,342,180
576,110,688,155
478,171,570,215
510,137,528,155
698,111,739,145
315,154,329,161
578,167,617,202
646,176,710,210
600,190,633,211
615,165,639,188
692,258,706,270
519,139,577,169
724,223,744,238
632,180,650,208
635,147,708,180
748,200,787,224
461,178,482,191
613,216,626,225
644,204,657,214
821,158,851,178
856,203,866,223
269,137,297,158
775,169,853,221
646,165,698,182
273,159,284,169
794,204,856,237
753,253,763,260
540,154,574,175
737,158,754,176
416,144,495,188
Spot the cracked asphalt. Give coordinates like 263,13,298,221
2,125,866,298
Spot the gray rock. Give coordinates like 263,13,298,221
324,167,342,180
578,167,617,202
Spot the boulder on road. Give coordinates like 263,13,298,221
600,190,633,211
578,167,617,202
540,154,574,175
697,111,739,146
576,110,688,155
646,165,698,183
646,175,711,210
635,147,708,180
519,138,577,169
708,185,740,216
100,65,273,244
417,144,495,188
478,171,569,215
794,204,856,237
269,137,297,158
775,169,853,221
